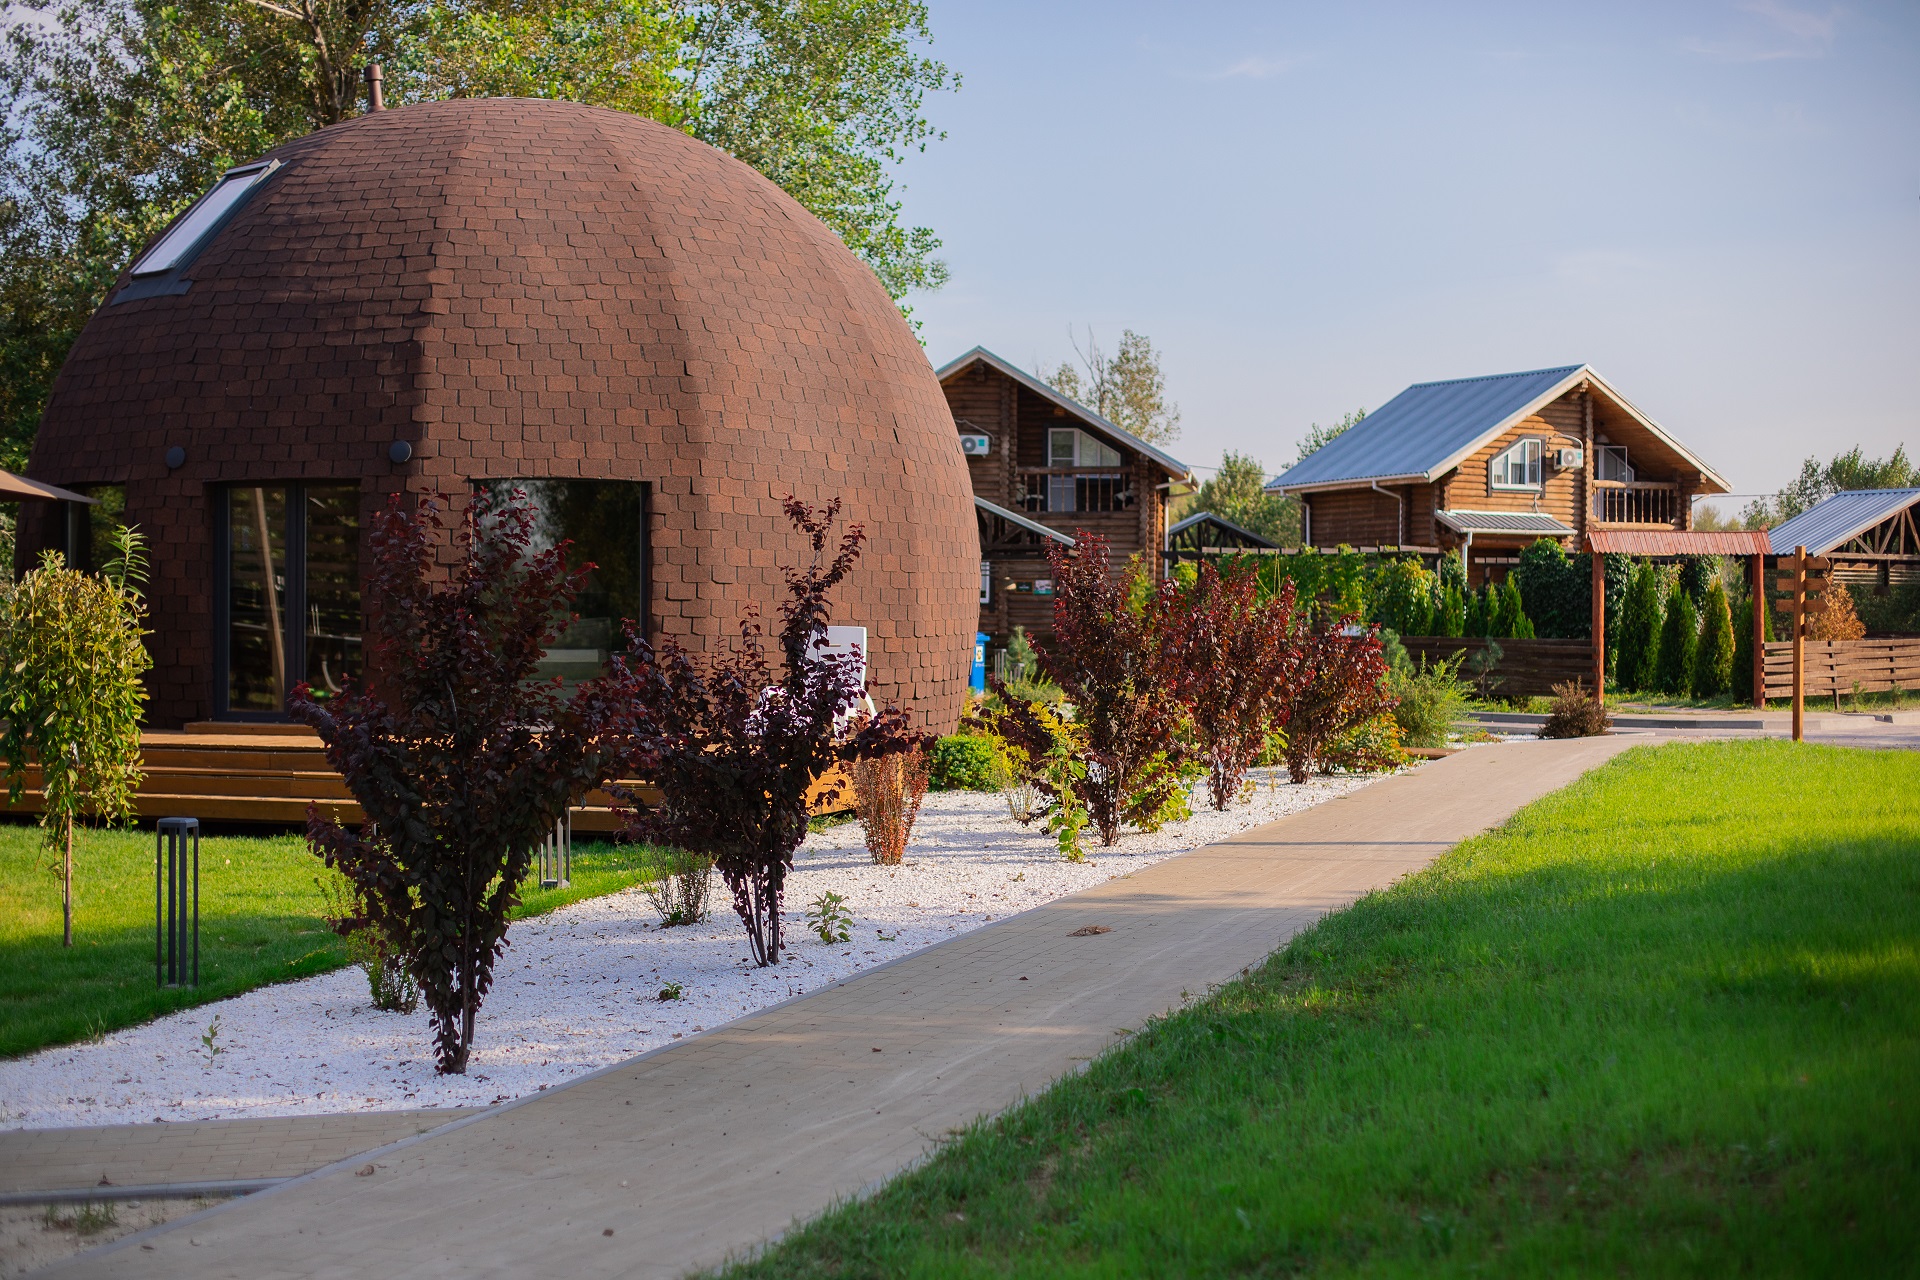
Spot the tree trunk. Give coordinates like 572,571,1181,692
61,813,72,948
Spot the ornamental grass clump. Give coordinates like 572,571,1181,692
616,498,919,966
642,849,715,926
852,741,931,864
0,528,150,947
291,492,638,1074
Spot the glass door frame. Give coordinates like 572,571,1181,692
210,481,357,721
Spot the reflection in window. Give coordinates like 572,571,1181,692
222,483,361,714
476,480,647,682
1489,438,1543,490
61,485,129,575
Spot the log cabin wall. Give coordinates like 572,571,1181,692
942,360,1178,644
1448,393,1586,526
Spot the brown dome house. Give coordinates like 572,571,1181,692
20,97,979,732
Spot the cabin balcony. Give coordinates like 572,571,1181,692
1590,479,1684,528
1014,468,1137,515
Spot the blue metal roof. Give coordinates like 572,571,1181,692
1768,489,1920,556
1269,365,1585,490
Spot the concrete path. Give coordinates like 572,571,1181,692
45,736,1634,1279
0,1111,478,1200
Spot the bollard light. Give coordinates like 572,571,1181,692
155,817,200,988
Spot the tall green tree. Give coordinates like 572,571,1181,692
1293,408,1366,466
1185,451,1298,546
1046,327,1181,444
0,0,956,466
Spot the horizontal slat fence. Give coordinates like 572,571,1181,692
1762,638,1920,698
1398,637,1594,699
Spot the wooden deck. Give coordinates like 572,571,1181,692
1,723,658,833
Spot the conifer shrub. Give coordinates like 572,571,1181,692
1436,584,1466,637
1654,580,1699,697
1615,561,1664,692
1693,579,1737,698
1513,538,1587,638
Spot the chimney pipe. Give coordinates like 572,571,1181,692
364,63,385,112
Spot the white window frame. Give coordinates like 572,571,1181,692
979,560,991,605
1489,437,1545,491
1597,444,1635,484
1047,427,1122,470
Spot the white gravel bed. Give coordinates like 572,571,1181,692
0,768,1381,1131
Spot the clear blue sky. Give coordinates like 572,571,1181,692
895,0,1919,502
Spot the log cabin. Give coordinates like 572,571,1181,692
938,347,1193,645
1265,364,1731,585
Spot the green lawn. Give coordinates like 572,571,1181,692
717,740,1920,1278
0,823,666,1059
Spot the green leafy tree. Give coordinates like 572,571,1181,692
1740,444,1917,526
0,0,957,461
1653,580,1698,697
1370,558,1435,636
1046,327,1180,444
1293,408,1365,466
0,528,150,946
1693,578,1735,698
1185,451,1298,545
1615,561,1664,692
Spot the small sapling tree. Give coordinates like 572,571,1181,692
1163,561,1301,809
290,492,636,1074
0,529,150,946
617,498,918,966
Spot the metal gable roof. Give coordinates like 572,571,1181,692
1433,509,1574,536
1268,365,1584,491
935,346,1192,480
1167,510,1279,548
974,495,1076,546
1768,489,1920,556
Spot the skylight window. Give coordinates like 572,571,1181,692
129,161,277,277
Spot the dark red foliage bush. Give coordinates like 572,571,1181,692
616,498,918,966
1277,618,1396,784
1163,563,1303,809
1026,534,1187,845
291,492,637,1075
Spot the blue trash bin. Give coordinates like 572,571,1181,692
970,632,988,693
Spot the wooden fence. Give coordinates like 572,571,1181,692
1761,637,1920,699
1398,637,1595,700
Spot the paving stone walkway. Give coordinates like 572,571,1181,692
0,1111,479,1199
40,735,1635,1278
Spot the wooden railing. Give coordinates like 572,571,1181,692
1590,480,1681,526
1014,468,1134,515
1761,637,1920,699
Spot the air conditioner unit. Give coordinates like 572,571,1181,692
1554,447,1584,470
959,433,992,457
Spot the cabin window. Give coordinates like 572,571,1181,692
1047,428,1121,469
215,483,362,716
131,162,277,276
1597,444,1635,483
979,560,991,605
475,479,649,682
1489,437,1544,490
58,484,129,575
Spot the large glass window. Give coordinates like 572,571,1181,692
217,484,361,715
1489,438,1544,490
476,480,648,681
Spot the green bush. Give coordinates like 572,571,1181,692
1653,580,1699,696
1512,539,1586,638
1370,558,1435,636
1694,579,1736,697
929,733,1004,791
1389,652,1472,748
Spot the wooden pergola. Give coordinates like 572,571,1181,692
1584,529,1773,707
